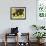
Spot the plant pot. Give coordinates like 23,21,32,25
37,39,44,44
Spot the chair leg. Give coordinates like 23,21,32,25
16,34,18,46
4,33,7,46
17,35,18,46
4,41,7,46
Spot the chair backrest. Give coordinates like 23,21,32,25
11,27,18,34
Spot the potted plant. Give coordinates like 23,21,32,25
33,32,46,43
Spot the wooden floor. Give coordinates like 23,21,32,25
0,42,46,46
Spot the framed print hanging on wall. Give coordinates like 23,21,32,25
37,0,46,19
10,7,26,20
36,0,46,26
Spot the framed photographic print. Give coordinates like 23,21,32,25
36,0,46,26
10,7,26,20
37,0,46,18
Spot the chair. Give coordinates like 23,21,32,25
18,33,30,46
4,27,19,46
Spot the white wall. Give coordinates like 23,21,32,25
0,0,37,42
